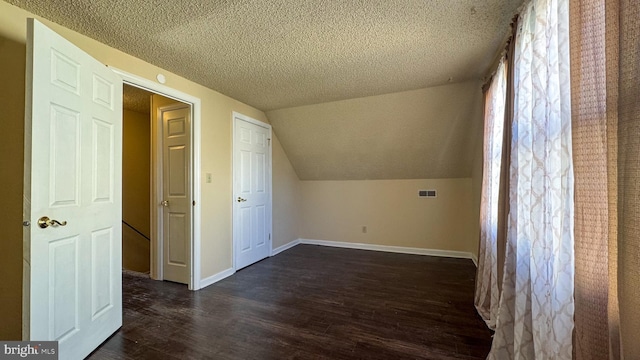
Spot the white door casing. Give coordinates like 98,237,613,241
232,113,272,270
160,104,191,284
110,68,202,291
24,18,122,359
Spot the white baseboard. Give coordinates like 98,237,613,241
299,238,477,262
271,239,301,256
470,253,478,267
199,267,235,289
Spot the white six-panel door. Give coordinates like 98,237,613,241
233,114,272,270
24,19,122,359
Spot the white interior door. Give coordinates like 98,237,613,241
233,114,272,270
24,18,122,359
159,104,191,284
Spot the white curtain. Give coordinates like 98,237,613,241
489,0,575,358
474,58,507,330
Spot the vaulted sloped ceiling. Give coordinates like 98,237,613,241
267,81,484,180
5,0,522,180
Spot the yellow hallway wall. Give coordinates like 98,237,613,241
122,109,151,272
123,109,151,240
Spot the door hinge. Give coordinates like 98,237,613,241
267,138,271,146
269,233,271,241
192,200,196,206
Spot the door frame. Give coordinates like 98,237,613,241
231,112,273,271
112,68,202,290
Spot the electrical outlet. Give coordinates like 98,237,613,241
206,173,212,183
362,226,367,233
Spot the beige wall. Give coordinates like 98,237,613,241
122,109,151,272
0,1,300,337
272,135,301,249
299,179,477,254
0,36,26,341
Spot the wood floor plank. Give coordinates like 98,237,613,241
88,245,492,359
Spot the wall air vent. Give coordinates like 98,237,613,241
418,189,437,198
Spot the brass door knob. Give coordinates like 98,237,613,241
38,216,67,228
161,200,169,207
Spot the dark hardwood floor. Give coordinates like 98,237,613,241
88,245,492,360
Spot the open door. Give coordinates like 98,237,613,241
24,18,122,359
158,103,192,284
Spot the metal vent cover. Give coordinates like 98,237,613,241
418,189,437,198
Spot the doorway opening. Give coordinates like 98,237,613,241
118,71,202,290
122,84,152,275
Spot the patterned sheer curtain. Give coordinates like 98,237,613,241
488,0,574,358
474,58,506,330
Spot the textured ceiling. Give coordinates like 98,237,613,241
123,84,151,114
5,0,522,111
267,81,483,180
